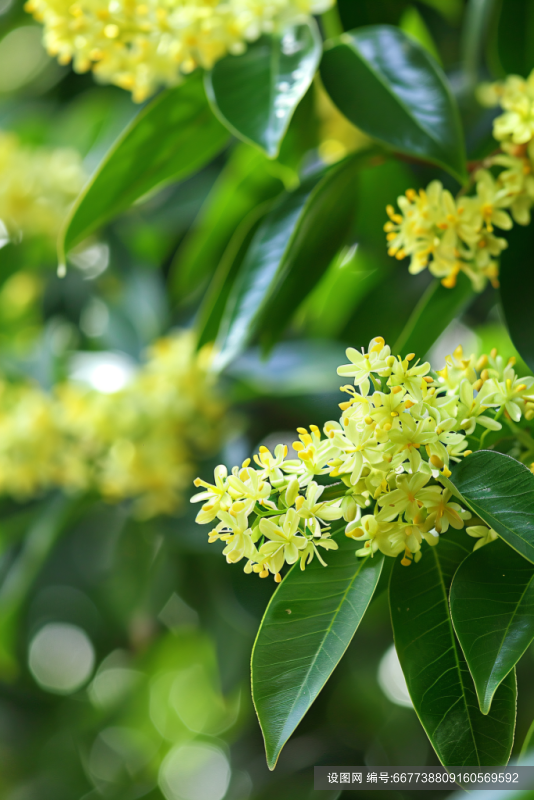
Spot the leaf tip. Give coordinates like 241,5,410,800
480,690,493,716
266,746,281,771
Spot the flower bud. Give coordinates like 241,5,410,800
284,476,299,507
429,455,444,470
341,494,358,523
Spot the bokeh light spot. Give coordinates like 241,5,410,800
378,643,413,708
29,622,95,694
70,351,135,393
159,742,231,800
0,27,49,93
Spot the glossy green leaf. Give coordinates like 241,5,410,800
449,451,534,565
206,20,322,158
195,201,271,348
214,152,369,370
225,339,346,397
320,26,467,183
60,73,229,259
252,534,383,770
390,531,517,766
499,222,534,373
450,539,534,715
393,273,475,357
298,244,383,339
170,144,285,300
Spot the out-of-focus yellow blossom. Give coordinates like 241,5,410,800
26,0,333,103
0,130,85,243
193,335,534,577
478,71,534,145
0,331,227,518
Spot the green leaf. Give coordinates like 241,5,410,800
170,144,286,300
252,534,383,770
449,451,534,565
492,0,534,79
461,0,498,88
214,151,369,370
60,72,229,260
320,26,467,183
521,717,534,758
450,539,534,715
390,531,517,766
399,6,442,65
205,20,322,158
298,244,383,339
499,222,534,373
195,201,271,348
393,273,475,357
0,494,85,679
225,339,346,397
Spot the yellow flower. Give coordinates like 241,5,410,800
384,182,462,280
253,443,290,489
0,330,228,518
480,72,534,145
376,472,441,522
212,502,258,564
492,150,534,225
424,490,471,533
466,524,499,551
385,171,521,291
436,345,477,391
329,419,384,484
258,508,309,574
195,336,534,573
191,465,233,523
288,424,340,483
293,480,343,536
485,366,534,422
346,514,406,559
387,355,432,402
0,130,85,243
473,169,513,233
337,336,392,396
227,465,272,506
298,535,338,569
27,0,333,102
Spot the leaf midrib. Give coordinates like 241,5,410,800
431,547,481,765
267,557,367,732
454,560,534,713
485,571,534,709
253,553,381,765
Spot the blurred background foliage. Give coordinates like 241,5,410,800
0,0,532,798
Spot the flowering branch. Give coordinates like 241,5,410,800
192,337,534,578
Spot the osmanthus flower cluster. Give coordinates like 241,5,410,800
385,69,534,292
478,69,534,146
0,331,227,518
26,0,332,103
0,130,86,244
192,337,534,579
